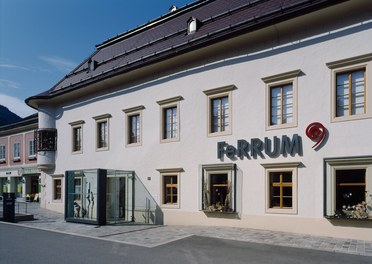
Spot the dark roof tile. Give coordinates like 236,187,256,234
27,0,346,104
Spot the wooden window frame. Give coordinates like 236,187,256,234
335,69,366,117
262,162,300,215
204,85,234,137
262,70,300,131
53,178,62,201
123,105,144,147
93,114,111,151
157,96,182,143
157,168,183,209
69,120,84,154
327,53,372,122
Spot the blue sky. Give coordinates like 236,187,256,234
0,0,192,117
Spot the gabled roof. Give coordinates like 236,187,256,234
26,0,346,107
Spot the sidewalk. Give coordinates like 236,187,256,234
7,203,372,257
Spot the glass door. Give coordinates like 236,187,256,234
106,170,132,224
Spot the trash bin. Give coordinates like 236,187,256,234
3,193,15,223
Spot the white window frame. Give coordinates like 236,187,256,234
262,162,300,215
69,120,84,154
93,114,111,151
123,105,144,147
204,85,234,137
262,70,300,131
13,142,21,162
157,168,183,209
28,139,36,160
325,156,372,218
157,96,183,143
0,144,5,163
327,53,372,122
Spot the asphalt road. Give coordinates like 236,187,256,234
0,223,371,264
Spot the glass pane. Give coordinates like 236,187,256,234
271,197,280,207
335,169,366,211
282,186,292,196
282,172,292,182
272,187,280,196
270,172,280,183
282,197,292,208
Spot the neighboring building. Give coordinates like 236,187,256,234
26,0,372,239
0,114,39,201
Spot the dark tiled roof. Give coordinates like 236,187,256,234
27,0,346,104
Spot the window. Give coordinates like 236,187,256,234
73,126,82,152
201,164,236,213
123,105,144,147
163,106,177,140
0,145,5,163
98,121,108,148
28,139,36,159
157,96,183,143
211,96,229,133
270,84,293,125
204,85,234,137
34,128,57,151
269,171,293,209
262,70,300,130
187,17,199,34
163,175,178,205
54,179,62,200
129,114,140,143
69,120,84,153
325,157,372,219
74,178,82,200
262,162,300,214
336,69,365,117
157,168,183,208
93,114,111,151
13,142,20,161
327,53,372,122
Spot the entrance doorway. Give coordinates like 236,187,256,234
106,175,127,223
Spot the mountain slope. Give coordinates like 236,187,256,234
0,105,22,126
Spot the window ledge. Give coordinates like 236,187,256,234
13,158,21,162
28,156,37,160
202,210,236,215
325,215,372,221
0,159,6,164
161,204,180,209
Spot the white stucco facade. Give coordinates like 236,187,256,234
33,0,372,239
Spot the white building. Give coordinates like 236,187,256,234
26,0,372,239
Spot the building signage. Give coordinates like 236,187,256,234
305,122,326,149
218,134,302,160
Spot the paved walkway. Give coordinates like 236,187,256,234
4,203,372,257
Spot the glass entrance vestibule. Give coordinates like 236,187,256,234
65,169,162,225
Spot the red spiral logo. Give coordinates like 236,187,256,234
306,122,326,148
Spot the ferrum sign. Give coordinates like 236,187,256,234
217,134,302,160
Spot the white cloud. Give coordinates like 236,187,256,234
0,79,20,89
40,56,77,72
0,93,36,118
0,63,30,71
